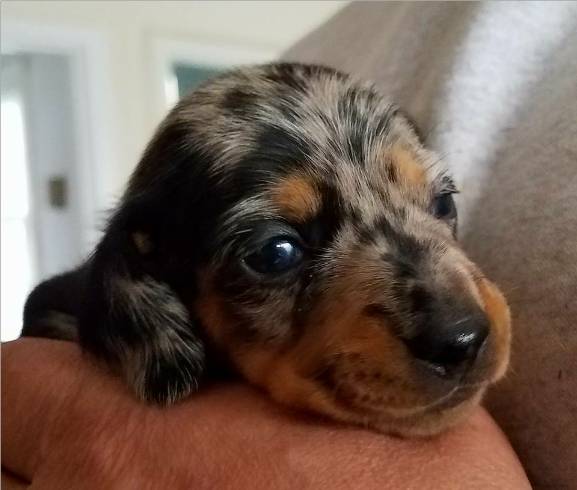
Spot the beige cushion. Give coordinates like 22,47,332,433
284,3,577,488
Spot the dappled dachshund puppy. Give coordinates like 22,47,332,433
23,63,511,436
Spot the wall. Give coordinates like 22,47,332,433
1,1,348,205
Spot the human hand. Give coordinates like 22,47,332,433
1,338,530,489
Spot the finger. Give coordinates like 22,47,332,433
153,386,532,489
1,338,531,489
1,469,29,490
1,338,101,480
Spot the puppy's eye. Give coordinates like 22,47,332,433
245,237,304,274
432,193,456,220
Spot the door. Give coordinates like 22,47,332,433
1,53,83,340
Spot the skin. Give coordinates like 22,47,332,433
1,339,530,489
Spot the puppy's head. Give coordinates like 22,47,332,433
88,63,510,436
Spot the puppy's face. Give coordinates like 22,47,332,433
125,64,510,436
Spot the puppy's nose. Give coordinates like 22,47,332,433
404,313,489,374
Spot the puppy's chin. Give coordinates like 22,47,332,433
297,375,488,438
367,386,486,437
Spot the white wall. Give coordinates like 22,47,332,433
1,1,348,207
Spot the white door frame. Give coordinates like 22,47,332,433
2,21,114,254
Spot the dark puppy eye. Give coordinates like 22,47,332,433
245,237,304,274
432,193,456,220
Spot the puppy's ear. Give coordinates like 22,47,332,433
79,104,221,404
79,202,206,405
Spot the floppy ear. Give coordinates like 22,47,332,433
79,202,206,405
78,114,213,404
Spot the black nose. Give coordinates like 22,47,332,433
404,313,489,374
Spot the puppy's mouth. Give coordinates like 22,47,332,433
375,383,488,437
307,344,500,437
396,381,487,415
318,363,486,415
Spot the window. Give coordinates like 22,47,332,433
153,40,278,114
173,63,223,98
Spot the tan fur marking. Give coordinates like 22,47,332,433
391,145,426,186
132,232,152,254
477,278,512,380
194,272,232,346
271,174,321,221
233,347,359,424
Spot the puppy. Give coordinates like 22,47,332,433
23,63,511,436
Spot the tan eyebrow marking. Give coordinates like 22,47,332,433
271,174,321,221
133,232,153,254
391,145,426,187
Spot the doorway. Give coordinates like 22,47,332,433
1,53,83,340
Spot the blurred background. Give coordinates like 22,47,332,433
0,1,348,340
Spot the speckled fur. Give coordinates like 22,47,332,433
23,63,511,436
